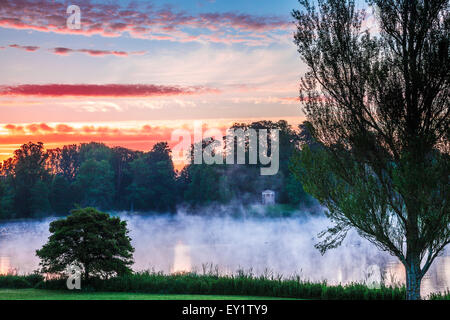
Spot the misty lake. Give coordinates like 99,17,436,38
0,213,449,297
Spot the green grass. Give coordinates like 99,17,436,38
428,290,450,300
0,289,296,300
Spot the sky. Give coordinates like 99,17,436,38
0,0,311,162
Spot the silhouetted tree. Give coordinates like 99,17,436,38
292,0,449,299
111,147,141,208
48,145,81,182
11,142,50,217
128,142,177,212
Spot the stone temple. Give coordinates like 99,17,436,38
262,190,275,205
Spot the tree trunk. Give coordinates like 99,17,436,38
405,261,422,300
84,262,90,283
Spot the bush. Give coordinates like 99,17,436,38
34,278,66,290
23,273,45,287
0,275,33,289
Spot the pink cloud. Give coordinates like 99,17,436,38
0,0,291,45
9,44,39,52
77,49,128,57
0,84,220,97
51,47,145,57
52,47,73,55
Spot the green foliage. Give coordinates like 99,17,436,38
0,179,14,219
49,175,74,215
285,169,314,207
75,159,115,209
128,142,177,212
47,144,81,182
36,207,134,281
79,142,112,163
0,274,43,289
23,273,45,287
183,164,229,205
30,180,52,215
111,147,140,209
0,276,32,289
0,289,289,300
11,142,51,217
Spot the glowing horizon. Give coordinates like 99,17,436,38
0,117,305,166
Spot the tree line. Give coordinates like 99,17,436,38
0,120,315,219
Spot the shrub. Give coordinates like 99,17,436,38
0,275,32,289
23,273,45,287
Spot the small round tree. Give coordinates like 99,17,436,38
36,207,134,281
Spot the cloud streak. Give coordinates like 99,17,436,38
51,47,146,57
8,44,39,52
6,43,147,57
0,84,220,98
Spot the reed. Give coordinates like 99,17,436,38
1,271,406,300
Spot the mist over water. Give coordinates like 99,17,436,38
0,209,448,297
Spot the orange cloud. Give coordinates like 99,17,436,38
0,118,304,164
0,123,177,161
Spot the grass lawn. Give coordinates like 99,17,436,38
0,289,298,300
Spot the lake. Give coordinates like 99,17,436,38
0,213,448,297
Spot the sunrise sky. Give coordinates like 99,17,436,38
0,0,315,163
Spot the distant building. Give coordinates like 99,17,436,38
262,190,275,205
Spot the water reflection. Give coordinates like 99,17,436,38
0,256,11,275
383,256,450,297
171,241,192,273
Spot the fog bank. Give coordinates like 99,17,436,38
0,211,448,296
